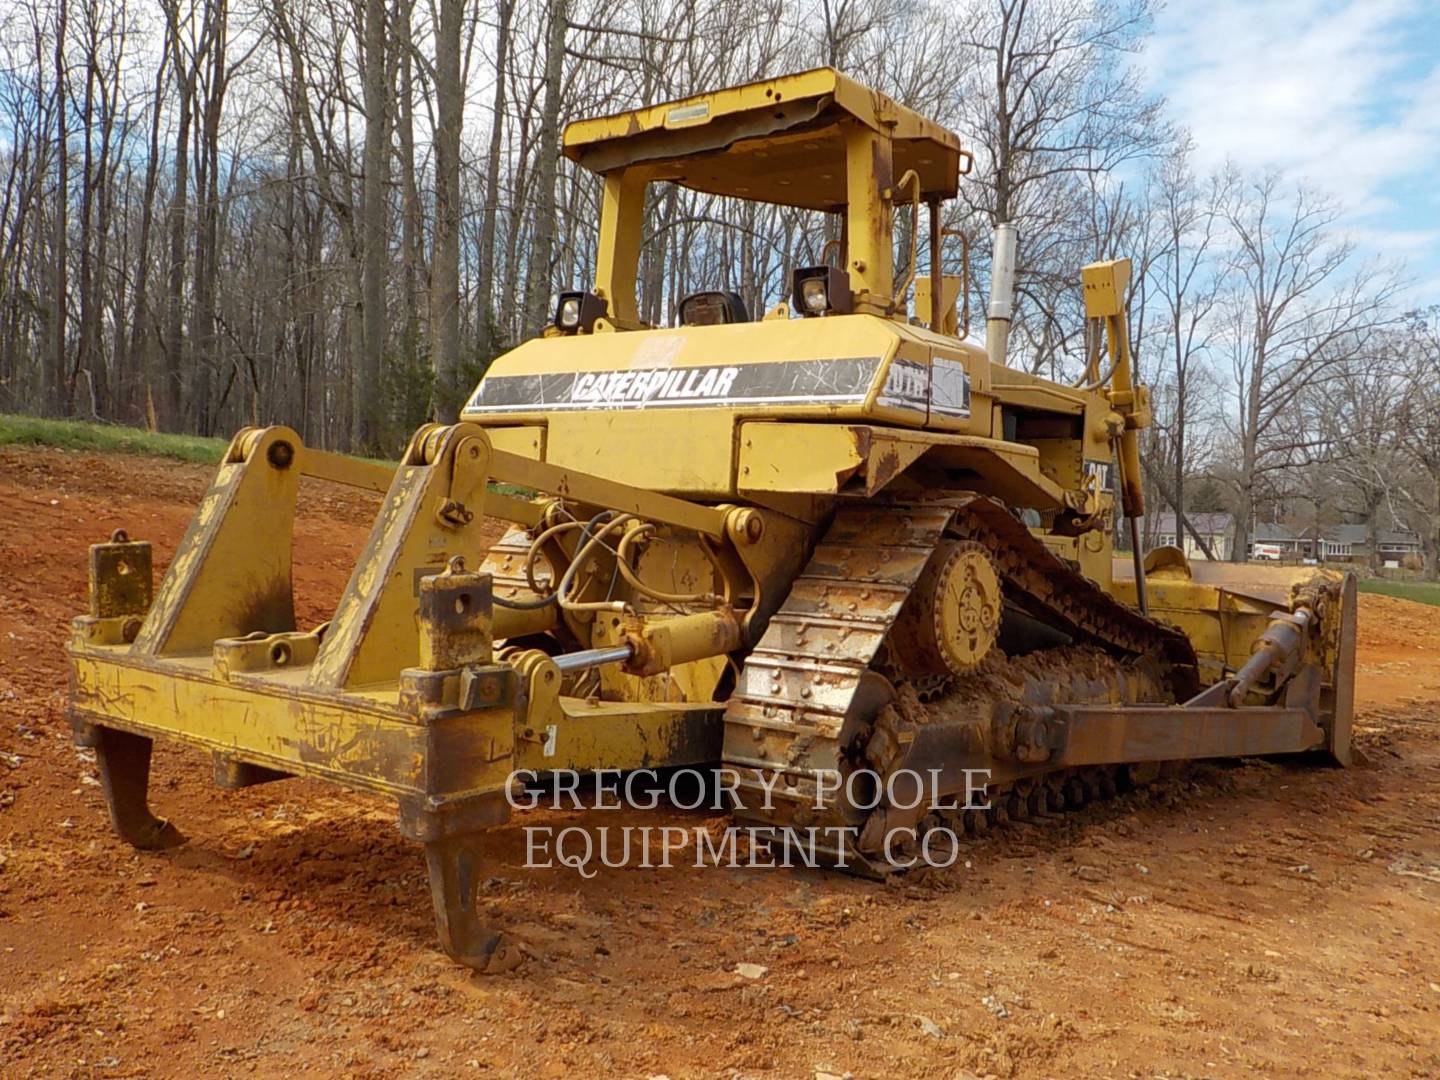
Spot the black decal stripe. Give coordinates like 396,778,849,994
466,356,886,413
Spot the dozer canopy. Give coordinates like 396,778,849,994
559,68,972,324
562,67,964,211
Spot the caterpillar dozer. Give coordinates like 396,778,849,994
67,68,1356,973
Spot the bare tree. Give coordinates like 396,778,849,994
1304,340,1409,568
1396,311,1440,579
1136,146,1225,552
0,0,1423,488
474,0,515,361
1220,172,1401,560
427,0,463,419
951,0,1171,374
522,0,567,335
356,0,392,448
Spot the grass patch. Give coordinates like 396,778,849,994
0,415,534,499
0,414,227,465
1357,578,1440,607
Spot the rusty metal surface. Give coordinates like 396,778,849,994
88,530,152,619
948,495,1198,695
1328,573,1358,766
1048,703,1325,764
87,725,186,851
421,832,522,973
722,495,1216,872
726,502,952,735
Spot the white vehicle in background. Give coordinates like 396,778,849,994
1251,542,1284,561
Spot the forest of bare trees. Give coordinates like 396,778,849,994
0,0,1435,570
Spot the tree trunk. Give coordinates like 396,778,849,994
523,0,567,335
49,0,69,415
1430,473,1440,582
1230,484,1253,562
164,51,193,430
429,0,463,421
125,44,168,423
73,24,96,415
475,0,514,361
192,1,228,436
356,0,390,450
395,2,422,399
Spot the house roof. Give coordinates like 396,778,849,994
1377,529,1422,546
1327,524,1370,544
1251,522,1422,545
1151,511,1232,536
1252,522,1299,541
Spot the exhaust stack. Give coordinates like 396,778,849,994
986,223,1018,366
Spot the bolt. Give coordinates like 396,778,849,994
266,441,294,470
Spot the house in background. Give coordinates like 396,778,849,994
1374,529,1425,568
1249,521,1425,567
1150,511,1234,562
1251,521,1315,560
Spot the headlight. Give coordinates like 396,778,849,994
553,290,607,334
557,295,581,329
678,290,749,326
790,266,852,317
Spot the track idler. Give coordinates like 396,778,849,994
888,539,1002,680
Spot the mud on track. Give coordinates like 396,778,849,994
2,445,1438,1078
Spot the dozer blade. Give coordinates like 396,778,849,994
1114,549,1357,765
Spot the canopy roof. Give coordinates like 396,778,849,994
562,68,965,212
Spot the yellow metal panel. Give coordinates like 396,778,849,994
1081,260,1130,318
485,425,545,460
300,447,396,493
844,123,894,309
916,275,963,336
462,315,915,446
470,313,900,382
135,426,301,657
483,491,544,528
564,68,960,152
1110,563,1285,673
516,698,721,771
737,422,1068,508
594,168,648,324
512,411,734,502
561,68,962,211
490,441,732,534
739,423,866,493
69,651,514,801
987,379,1087,415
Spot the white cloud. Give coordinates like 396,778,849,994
1144,0,1440,228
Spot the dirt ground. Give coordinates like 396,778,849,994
2,445,1438,1079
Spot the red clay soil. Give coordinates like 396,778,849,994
1,445,1438,1079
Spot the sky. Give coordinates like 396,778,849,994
1142,0,1440,307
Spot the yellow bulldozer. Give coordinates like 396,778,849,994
67,69,1356,973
